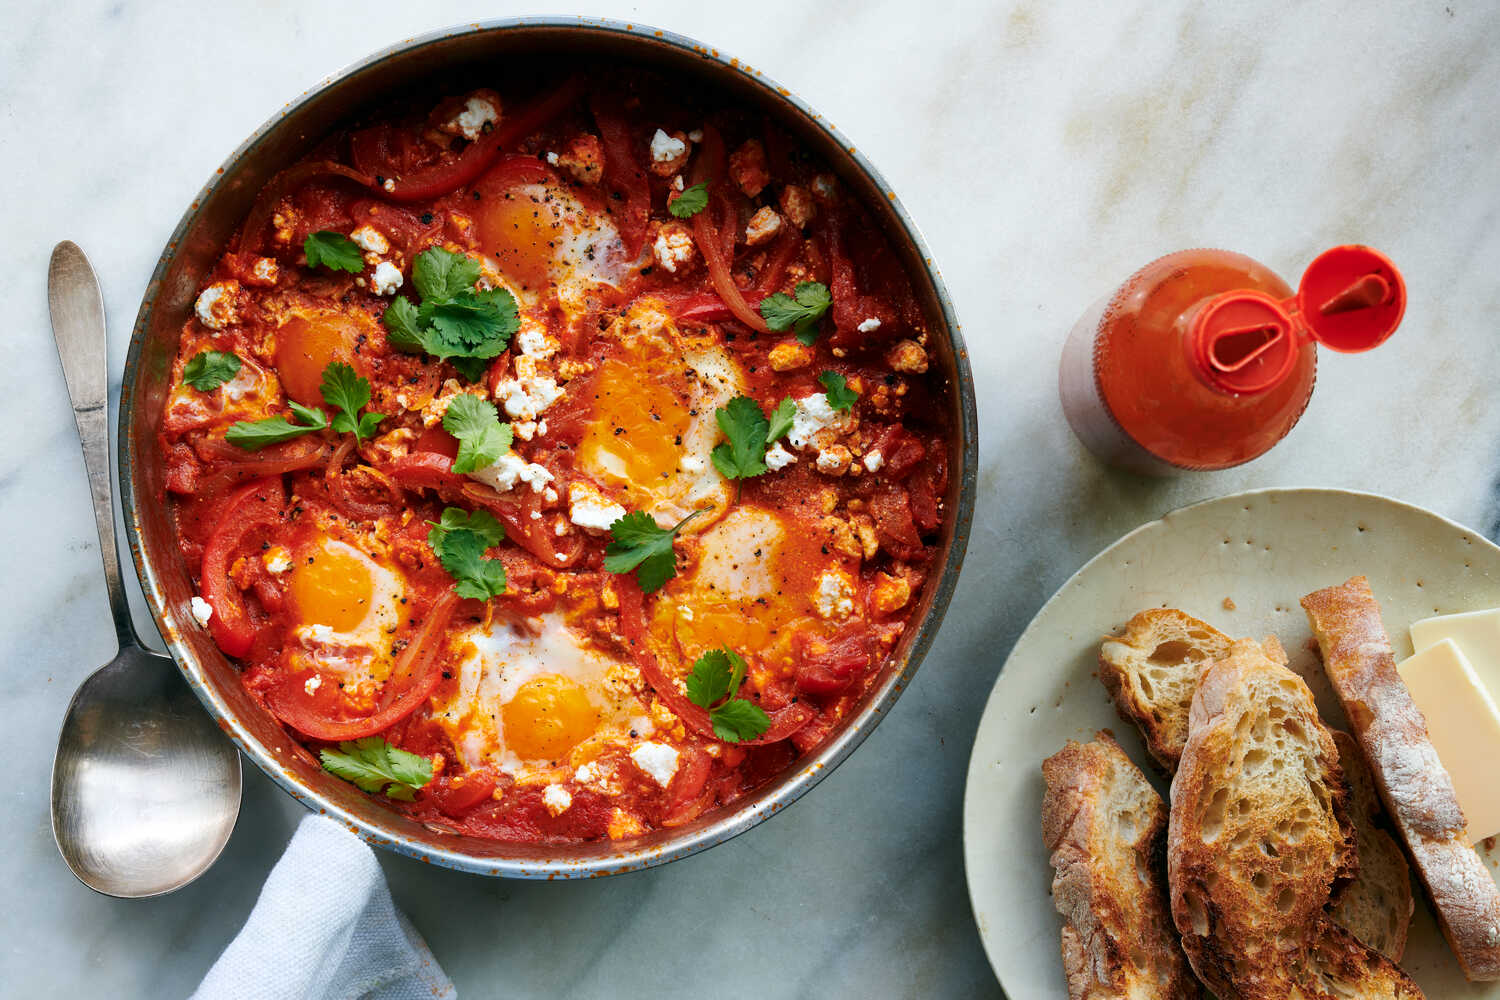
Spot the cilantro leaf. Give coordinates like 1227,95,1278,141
760,281,831,346
710,396,770,482
603,508,706,594
413,247,483,304
710,698,771,743
684,647,769,743
443,394,513,474
766,397,796,444
427,507,507,600
382,248,518,374
668,182,709,219
320,362,384,443
303,231,365,274
182,350,241,391
818,371,858,411
319,737,433,800
225,401,327,450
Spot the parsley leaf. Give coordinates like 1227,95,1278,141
320,362,385,443
427,507,507,600
684,648,770,743
711,396,771,482
603,508,707,594
319,737,433,801
443,394,513,474
766,397,796,444
668,182,710,219
303,231,365,274
182,350,241,391
382,248,518,378
760,281,831,346
818,371,858,411
225,401,327,450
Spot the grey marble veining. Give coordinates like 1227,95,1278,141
4,1,1498,997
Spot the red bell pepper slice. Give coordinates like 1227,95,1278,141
590,92,652,259
265,590,458,741
689,127,769,333
199,477,286,657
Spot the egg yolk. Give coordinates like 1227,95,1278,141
288,542,374,633
476,187,563,293
580,353,692,506
502,674,600,761
276,313,362,406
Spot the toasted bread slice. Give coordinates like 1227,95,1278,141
1303,576,1500,982
1329,730,1414,961
1168,638,1424,999
1042,733,1202,999
1100,610,1234,770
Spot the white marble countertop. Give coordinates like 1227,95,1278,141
5,1,1499,996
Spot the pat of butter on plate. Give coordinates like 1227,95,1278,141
1396,637,1500,843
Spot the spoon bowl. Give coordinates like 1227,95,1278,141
47,240,241,898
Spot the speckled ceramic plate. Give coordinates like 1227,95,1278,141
963,487,1500,998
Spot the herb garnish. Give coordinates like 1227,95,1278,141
225,401,327,449
303,231,365,274
443,394,513,474
668,182,710,219
685,648,771,743
603,509,707,594
427,508,508,600
818,371,858,411
320,738,433,801
711,396,796,490
182,350,241,391
321,362,386,443
759,281,831,346
382,247,519,381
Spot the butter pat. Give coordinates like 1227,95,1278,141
1396,638,1500,842
1411,607,1500,696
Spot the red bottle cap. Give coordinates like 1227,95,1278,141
1190,244,1404,394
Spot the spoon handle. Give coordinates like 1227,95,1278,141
48,241,137,649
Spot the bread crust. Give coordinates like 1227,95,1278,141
1329,730,1414,961
1167,638,1424,999
1042,733,1202,999
1302,576,1500,982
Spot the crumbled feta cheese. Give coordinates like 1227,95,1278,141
304,674,322,695
421,380,477,427
788,393,852,449
816,446,852,474
190,596,214,627
194,282,239,330
542,784,573,816
544,487,559,503
687,129,703,143
814,569,856,620
857,316,882,334
262,547,292,574
744,206,783,246
568,482,627,534
811,174,837,199
650,128,688,164
863,450,884,473
250,257,279,284
370,260,403,296
382,178,395,193
653,225,695,273
672,174,685,191
515,323,558,359
630,741,680,787
764,443,797,471
545,151,560,165
454,96,500,140
494,374,564,423
466,452,554,494
574,762,598,783
349,225,389,255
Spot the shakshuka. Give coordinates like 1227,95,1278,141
158,70,952,843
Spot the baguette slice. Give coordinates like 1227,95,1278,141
1303,576,1500,981
1329,730,1415,961
1042,733,1202,999
1100,610,1233,770
1168,637,1424,999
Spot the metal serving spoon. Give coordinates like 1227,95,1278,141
48,241,242,897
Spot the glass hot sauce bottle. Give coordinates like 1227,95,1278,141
1059,246,1405,474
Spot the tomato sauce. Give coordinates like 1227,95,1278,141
158,69,952,843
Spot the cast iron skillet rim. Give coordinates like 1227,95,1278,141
119,15,979,878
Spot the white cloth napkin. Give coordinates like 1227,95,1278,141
192,814,456,1000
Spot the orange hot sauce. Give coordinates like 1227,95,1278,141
1060,246,1405,474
